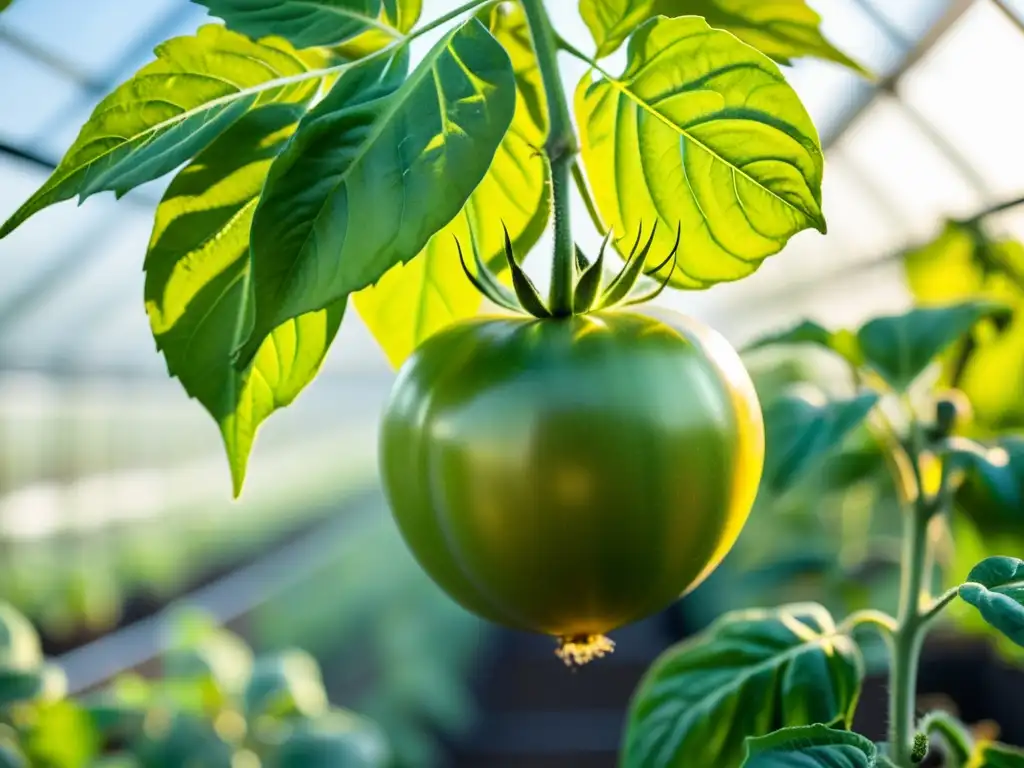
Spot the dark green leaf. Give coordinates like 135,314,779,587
245,650,328,720
270,711,390,768
576,16,825,290
580,0,866,75
856,300,1010,391
0,26,329,239
198,0,397,50
145,104,343,496
954,436,1024,536
0,726,24,768
0,1,13,11
745,320,863,365
353,3,549,366
742,725,879,767
971,742,1024,767
134,714,237,768
0,666,66,709
0,603,42,672
747,319,834,350
763,389,879,494
623,603,863,768
239,19,516,364
959,556,1024,647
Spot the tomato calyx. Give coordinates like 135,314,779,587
555,634,616,667
456,221,680,319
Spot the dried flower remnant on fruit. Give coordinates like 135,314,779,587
555,635,615,666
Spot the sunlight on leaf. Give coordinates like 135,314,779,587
579,0,867,75
856,300,1010,391
144,106,343,496
969,742,1024,767
624,603,862,768
239,19,516,365
353,2,549,367
576,16,825,290
336,0,423,59
905,222,1024,430
0,26,329,239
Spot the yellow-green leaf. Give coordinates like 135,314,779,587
0,26,329,239
970,742,1024,767
145,105,343,496
904,223,1024,429
353,3,549,367
576,16,825,289
239,20,516,365
335,0,423,59
580,0,866,75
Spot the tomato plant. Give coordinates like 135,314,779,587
7,0,1024,766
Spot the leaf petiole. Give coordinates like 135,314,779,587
838,609,897,639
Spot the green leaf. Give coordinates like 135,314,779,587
903,224,1024,427
0,26,328,239
970,742,1024,767
336,0,423,59
198,0,397,50
134,713,237,768
856,300,1011,391
742,725,880,767
162,617,253,706
0,1,13,11
746,320,863,365
270,711,391,768
0,666,67,709
145,104,343,496
581,0,866,75
239,19,516,364
623,603,863,768
959,556,1024,647
762,389,879,495
22,701,100,768
954,436,1024,535
244,650,328,720
353,4,549,367
576,16,825,290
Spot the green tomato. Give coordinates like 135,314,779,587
379,309,764,656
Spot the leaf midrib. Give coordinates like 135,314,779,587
289,0,402,38
22,60,341,217
653,630,846,711
280,30,467,298
592,51,821,227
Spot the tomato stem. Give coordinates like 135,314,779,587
888,415,945,767
520,0,579,317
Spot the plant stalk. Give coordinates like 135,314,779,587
520,0,578,316
889,420,940,767
889,500,929,766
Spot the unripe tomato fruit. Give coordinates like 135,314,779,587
379,308,764,656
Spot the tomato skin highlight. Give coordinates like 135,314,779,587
379,309,764,638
